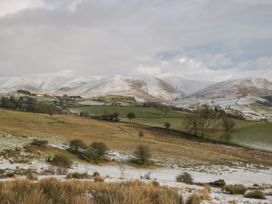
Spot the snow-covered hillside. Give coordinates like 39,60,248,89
172,77,272,120
0,74,211,102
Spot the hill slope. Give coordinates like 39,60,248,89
172,77,272,120
0,74,211,102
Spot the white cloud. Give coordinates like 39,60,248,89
0,0,271,80
136,65,162,76
0,0,43,17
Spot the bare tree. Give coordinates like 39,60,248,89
186,104,214,138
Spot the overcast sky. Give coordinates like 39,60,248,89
0,0,271,81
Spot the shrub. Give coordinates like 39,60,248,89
186,193,201,204
244,190,265,199
81,142,108,163
176,172,193,184
138,130,144,137
165,122,171,129
69,139,86,153
31,139,48,147
51,154,73,168
133,145,151,165
127,112,136,121
225,184,247,195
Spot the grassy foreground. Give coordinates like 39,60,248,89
0,108,272,165
0,179,182,204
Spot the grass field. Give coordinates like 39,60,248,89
230,122,272,151
0,108,271,166
69,105,272,151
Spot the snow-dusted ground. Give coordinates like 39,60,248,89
0,146,272,203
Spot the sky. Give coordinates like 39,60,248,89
0,0,272,81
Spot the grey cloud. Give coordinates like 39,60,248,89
0,0,271,80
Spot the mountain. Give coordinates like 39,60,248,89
188,77,272,98
157,73,213,96
0,74,211,102
171,77,272,120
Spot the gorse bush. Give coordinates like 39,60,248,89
225,184,247,195
176,172,193,184
51,154,73,168
244,190,265,199
0,179,183,204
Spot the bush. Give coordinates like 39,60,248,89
127,112,136,121
165,122,171,129
176,172,193,184
51,154,73,168
81,142,108,163
186,193,201,204
244,190,265,199
31,139,48,147
225,184,247,195
133,145,151,165
138,130,144,137
69,139,86,153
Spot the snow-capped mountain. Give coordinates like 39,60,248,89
157,73,213,96
172,77,272,120
189,77,272,99
0,74,211,102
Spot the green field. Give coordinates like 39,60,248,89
70,105,272,152
230,122,272,151
70,105,189,132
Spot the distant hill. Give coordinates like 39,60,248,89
0,74,211,102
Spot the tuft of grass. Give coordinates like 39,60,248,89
176,172,193,184
244,190,266,199
186,193,201,204
225,184,247,195
201,185,211,201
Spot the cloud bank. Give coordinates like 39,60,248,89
0,0,271,81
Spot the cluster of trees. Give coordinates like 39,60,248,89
0,96,62,115
68,139,108,163
186,104,236,138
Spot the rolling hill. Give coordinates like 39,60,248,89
0,74,211,102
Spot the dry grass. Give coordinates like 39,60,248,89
186,193,201,204
0,108,272,166
201,185,211,201
225,184,247,195
244,190,266,199
0,179,183,204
